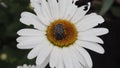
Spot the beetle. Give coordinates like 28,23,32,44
54,24,65,40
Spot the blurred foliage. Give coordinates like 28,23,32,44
0,0,35,68
99,0,114,15
0,0,120,68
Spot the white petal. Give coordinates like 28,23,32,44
67,5,77,20
17,29,45,36
27,45,44,59
63,0,77,19
49,46,59,68
69,46,83,68
63,48,74,68
17,36,45,49
30,0,41,3
36,43,53,65
76,13,104,31
71,2,91,23
59,0,68,18
17,36,44,42
41,0,52,20
31,65,36,68
32,2,50,25
48,0,59,19
78,35,104,44
23,64,27,67
76,40,105,54
40,0,52,22
72,57,83,68
20,12,46,30
36,57,49,68
70,46,87,67
79,28,109,36
56,48,64,68
17,66,22,68
74,45,93,68
17,43,35,49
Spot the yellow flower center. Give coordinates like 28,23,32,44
46,19,78,48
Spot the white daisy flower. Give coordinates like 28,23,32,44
17,0,109,68
17,64,40,68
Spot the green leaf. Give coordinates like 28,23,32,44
99,0,114,15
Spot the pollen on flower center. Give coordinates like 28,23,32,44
46,19,78,47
